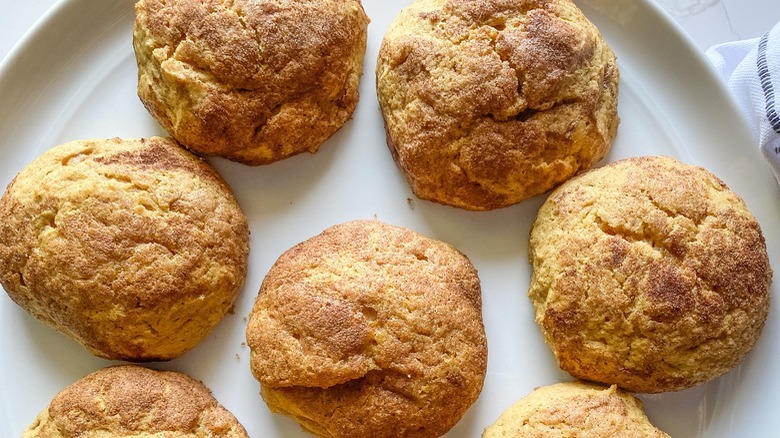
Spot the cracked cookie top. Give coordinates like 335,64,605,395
376,0,619,210
0,137,249,361
483,382,669,437
23,365,249,437
528,156,771,393
246,220,486,438
133,0,369,165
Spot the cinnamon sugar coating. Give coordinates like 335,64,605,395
23,366,248,437
529,156,771,393
134,0,369,164
0,137,249,361
247,220,487,437
377,0,619,210
483,382,669,437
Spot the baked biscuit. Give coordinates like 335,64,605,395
376,0,619,210
0,137,249,361
134,0,369,165
24,365,248,437
528,156,772,393
482,381,669,437
246,220,487,437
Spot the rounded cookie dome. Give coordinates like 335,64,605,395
0,137,249,361
134,0,369,164
376,0,619,210
24,365,249,437
528,156,771,393
247,220,487,437
483,381,669,437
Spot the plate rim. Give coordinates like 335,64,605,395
0,0,776,437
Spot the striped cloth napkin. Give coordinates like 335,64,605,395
706,22,780,185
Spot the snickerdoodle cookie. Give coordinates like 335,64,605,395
23,365,248,437
0,137,249,361
528,156,771,393
376,0,619,210
246,220,487,437
134,0,369,165
482,381,669,437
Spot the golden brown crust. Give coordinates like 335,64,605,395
0,137,249,361
376,0,619,210
134,0,369,165
23,365,249,437
482,381,669,437
528,156,772,393
246,220,487,437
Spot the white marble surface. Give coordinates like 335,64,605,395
657,0,780,49
1,0,779,63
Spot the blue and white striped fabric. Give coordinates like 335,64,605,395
706,22,780,186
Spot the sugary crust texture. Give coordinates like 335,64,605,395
376,0,619,210
246,220,487,437
23,365,249,437
528,156,772,393
0,137,249,361
134,0,369,165
482,381,669,438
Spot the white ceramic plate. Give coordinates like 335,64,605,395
1,0,778,436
